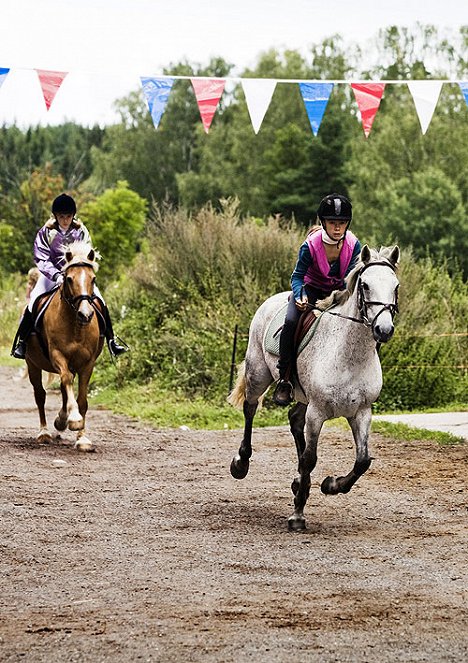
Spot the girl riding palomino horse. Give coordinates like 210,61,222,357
11,193,128,361
273,192,361,406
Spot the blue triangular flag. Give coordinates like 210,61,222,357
459,82,468,106
299,82,334,136
0,67,10,90
140,77,174,128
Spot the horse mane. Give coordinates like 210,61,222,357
63,241,101,272
318,246,399,309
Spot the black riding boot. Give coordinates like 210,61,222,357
11,308,34,360
273,318,296,406
103,306,128,358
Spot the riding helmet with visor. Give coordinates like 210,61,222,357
52,193,76,217
317,193,352,232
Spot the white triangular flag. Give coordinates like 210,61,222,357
241,79,277,134
407,81,443,134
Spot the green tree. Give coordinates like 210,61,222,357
80,181,147,283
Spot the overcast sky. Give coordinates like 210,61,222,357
0,0,465,127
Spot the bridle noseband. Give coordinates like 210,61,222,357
320,260,399,331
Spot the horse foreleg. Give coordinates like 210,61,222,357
288,402,307,468
52,355,82,431
321,408,373,495
74,367,95,452
27,363,52,444
230,399,258,479
288,404,322,531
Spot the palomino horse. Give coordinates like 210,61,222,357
25,241,104,452
228,245,400,531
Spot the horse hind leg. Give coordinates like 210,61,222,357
229,359,272,480
321,408,373,495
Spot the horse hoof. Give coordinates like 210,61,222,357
54,416,67,431
230,455,249,480
288,515,306,532
38,433,52,444
321,476,340,495
75,439,95,453
291,477,300,495
68,419,84,431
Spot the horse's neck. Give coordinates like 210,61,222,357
331,293,375,353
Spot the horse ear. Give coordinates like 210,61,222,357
87,249,95,261
65,250,73,263
361,244,371,264
388,245,400,267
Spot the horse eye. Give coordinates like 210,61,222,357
66,276,73,285
362,282,370,291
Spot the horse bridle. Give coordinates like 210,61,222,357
320,260,399,332
60,261,99,313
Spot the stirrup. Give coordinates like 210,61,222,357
12,339,27,360
108,336,129,358
273,379,294,407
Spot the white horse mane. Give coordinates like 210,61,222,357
63,241,101,272
318,246,399,309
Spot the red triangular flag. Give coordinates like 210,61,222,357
351,83,386,137
35,69,68,110
191,78,225,133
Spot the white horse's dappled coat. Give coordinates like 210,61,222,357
229,245,400,531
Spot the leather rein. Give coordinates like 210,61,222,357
315,260,399,331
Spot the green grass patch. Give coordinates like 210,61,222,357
371,420,464,446
89,380,289,430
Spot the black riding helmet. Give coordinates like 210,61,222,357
52,193,76,216
317,193,352,224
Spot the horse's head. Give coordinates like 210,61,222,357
358,245,400,343
62,242,101,326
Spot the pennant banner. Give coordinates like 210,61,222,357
191,78,226,133
0,67,10,90
407,81,443,134
242,78,277,134
459,82,468,106
35,69,68,111
141,77,174,128
351,83,386,137
299,82,334,136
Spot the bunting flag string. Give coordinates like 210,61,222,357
299,82,334,136
35,69,68,111
351,83,386,137
191,78,226,133
0,67,10,90
241,78,277,134
140,77,174,128
407,81,443,135
0,66,466,135
458,82,468,106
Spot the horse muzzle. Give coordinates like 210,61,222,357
372,321,394,343
77,309,95,326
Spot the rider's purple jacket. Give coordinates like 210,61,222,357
33,218,91,282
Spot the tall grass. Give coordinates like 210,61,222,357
99,203,467,410
0,202,466,414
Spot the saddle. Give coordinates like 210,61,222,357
263,303,320,357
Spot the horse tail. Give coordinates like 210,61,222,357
227,361,247,409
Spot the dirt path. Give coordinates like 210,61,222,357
0,366,467,662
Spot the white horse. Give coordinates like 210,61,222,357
228,245,400,531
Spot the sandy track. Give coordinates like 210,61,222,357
0,366,467,662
